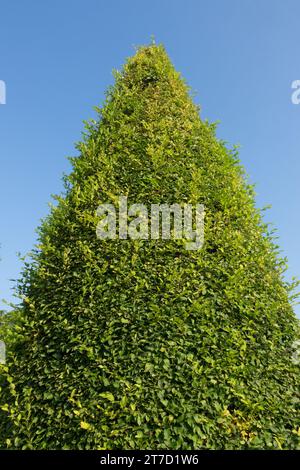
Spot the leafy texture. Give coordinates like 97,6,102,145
0,45,299,449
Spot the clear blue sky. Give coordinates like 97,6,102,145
0,0,299,316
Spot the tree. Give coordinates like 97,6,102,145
0,44,299,449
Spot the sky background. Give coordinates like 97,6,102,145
0,0,299,315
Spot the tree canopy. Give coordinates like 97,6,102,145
0,44,299,449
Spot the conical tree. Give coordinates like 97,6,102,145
0,44,299,450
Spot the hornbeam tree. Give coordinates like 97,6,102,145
0,45,299,449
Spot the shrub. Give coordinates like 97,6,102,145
0,44,299,449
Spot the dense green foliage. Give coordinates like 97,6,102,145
0,45,299,449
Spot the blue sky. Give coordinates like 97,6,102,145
0,0,299,315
